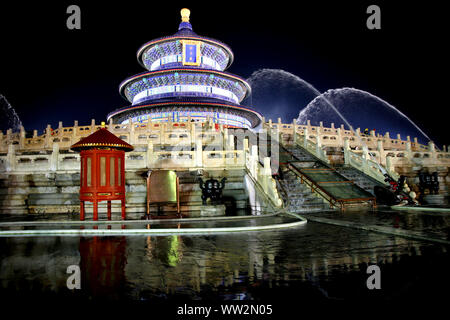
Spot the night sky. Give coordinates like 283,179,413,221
0,1,448,145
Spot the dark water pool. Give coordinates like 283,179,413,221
1,213,449,315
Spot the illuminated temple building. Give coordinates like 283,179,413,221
107,8,262,128
0,8,449,217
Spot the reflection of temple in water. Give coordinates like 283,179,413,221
0,226,447,300
122,230,441,299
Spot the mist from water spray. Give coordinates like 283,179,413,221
246,69,434,175
299,87,432,142
248,69,375,143
246,69,318,122
0,94,22,133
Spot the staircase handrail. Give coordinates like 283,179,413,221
344,146,399,184
294,133,329,163
287,163,341,209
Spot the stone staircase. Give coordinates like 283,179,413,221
277,169,328,213
276,144,375,210
283,146,317,163
333,165,385,196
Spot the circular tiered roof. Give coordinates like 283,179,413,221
136,9,234,71
109,8,262,129
107,97,262,128
119,68,251,105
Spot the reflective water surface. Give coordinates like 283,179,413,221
1,214,449,315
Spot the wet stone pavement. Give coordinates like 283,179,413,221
305,206,450,241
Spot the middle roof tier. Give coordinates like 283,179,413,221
120,68,251,106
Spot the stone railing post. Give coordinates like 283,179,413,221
73,120,78,138
377,139,385,163
19,125,25,149
362,145,369,173
6,129,12,142
6,129,12,145
50,143,59,171
6,144,16,172
292,119,297,144
386,155,394,174
147,141,154,168
190,121,196,145
337,127,342,145
161,123,167,145
262,156,271,196
44,124,52,148
129,119,135,145
227,134,234,151
406,141,412,160
223,127,228,146
275,123,281,144
263,157,272,176
303,127,309,149
195,139,203,168
343,138,350,165
315,135,322,159
251,145,259,179
428,141,436,159
243,137,249,153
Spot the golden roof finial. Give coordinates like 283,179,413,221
101,121,106,128
181,8,190,22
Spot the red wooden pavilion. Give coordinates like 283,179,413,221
71,127,133,221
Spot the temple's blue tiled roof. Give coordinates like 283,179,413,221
119,67,251,103
107,96,263,128
177,21,194,32
136,20,234,70
112,8,259,128
131,96,258,112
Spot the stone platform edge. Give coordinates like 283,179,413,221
0,213,307,237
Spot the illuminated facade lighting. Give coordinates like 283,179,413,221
107,8,262,129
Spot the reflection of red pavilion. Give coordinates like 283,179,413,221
71,127,133,220
79,236,127,299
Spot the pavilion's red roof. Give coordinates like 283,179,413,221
71,128,134,152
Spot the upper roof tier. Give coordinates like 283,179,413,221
137,8,234,72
